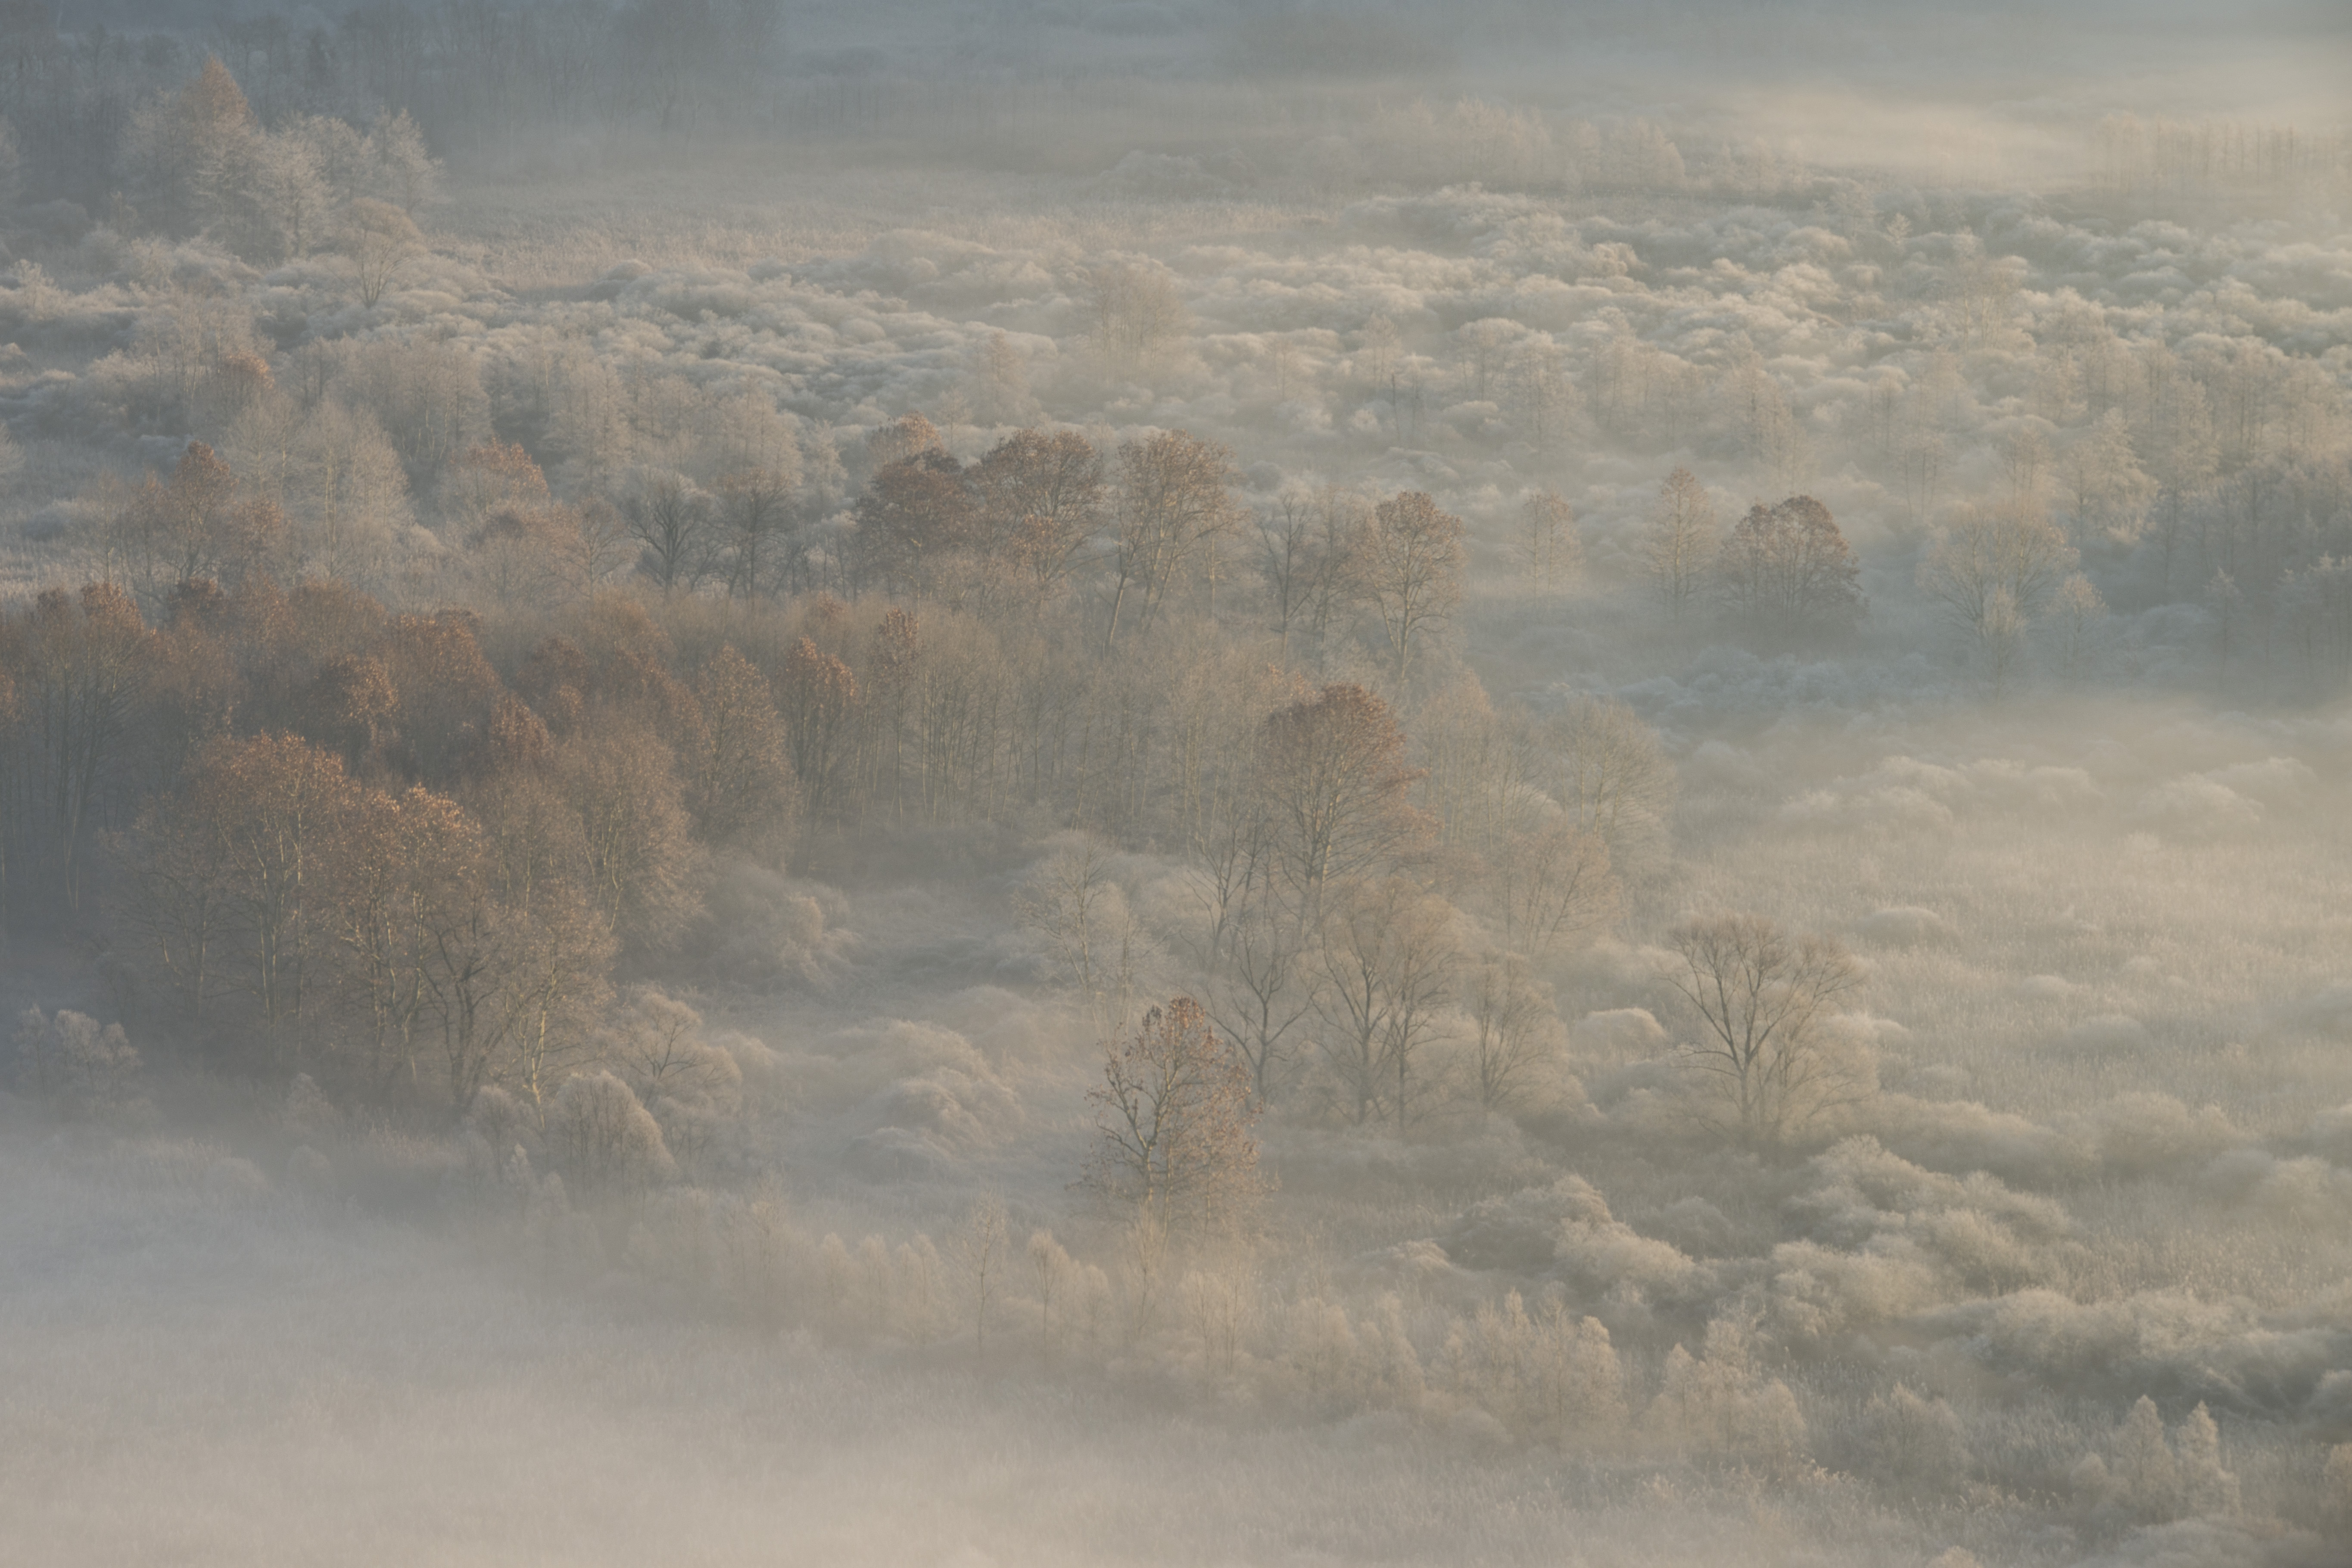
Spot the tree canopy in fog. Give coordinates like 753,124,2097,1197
1,3,2350,1564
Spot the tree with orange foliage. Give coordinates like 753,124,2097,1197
444,440,549,533
314,780,420,1086
556,720,701,948
230,577,387,741
336,777,610,1116
1256,683,1429,908
143,595,242,795
971,428,1106,602
851,449,975,598
1106,430,1241,647
1718,495,1865,639
304,653,399,776
687,645,798,859
776,636,860,820
446,730,614,1117
514,635,592,736
116,442,282,600
862,411,945,474
377,610,503,783
182,733,360,1039
117,781,235,1022
1084,996,1268,1238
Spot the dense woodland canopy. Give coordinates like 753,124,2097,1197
3,8,2352,1565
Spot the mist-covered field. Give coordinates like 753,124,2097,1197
0,3,2349,1565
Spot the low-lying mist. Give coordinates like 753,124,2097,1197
0,2,2349,1565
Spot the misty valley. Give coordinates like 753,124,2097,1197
0,3,2349,1564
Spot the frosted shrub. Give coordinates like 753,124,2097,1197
1443,1290,1624,1445
2071,1092,2237,1178
1848,1384,1970,1500
2172,1403,2238,1518
1442,1174,1614,1273
2079,1397,2237,1527
545,1070,677,1200
11,1007,141,1119
2111,1397,2177,1521
464,1084,530,1159
1353,1295,1427,1411
1781,1137,2074,1309
1552,1205,1707,1309
814,1231,944,1344
1642,1316,1809,1475
602,985,743,1118
1764,1238,1942,1349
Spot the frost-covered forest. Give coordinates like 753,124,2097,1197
2,2,2350,1565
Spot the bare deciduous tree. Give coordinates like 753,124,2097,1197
622,469,714,592
1201,895,1316,1105
1643,467,1717,616
1919,502,2079,676
1359,490,1467,682
1513,490,1581,589
1255,491,1324,664
1492,819,1619,956
1662,913,1869,1148
1467,954,1564,1112
1027,1228,1073,1355
340,197,424,308
598,984,738,1113
717,466,797,599
1312,878,1457,1128
1019,837,1153,1049
1539,695,1674,878
956,1194,1010,1353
